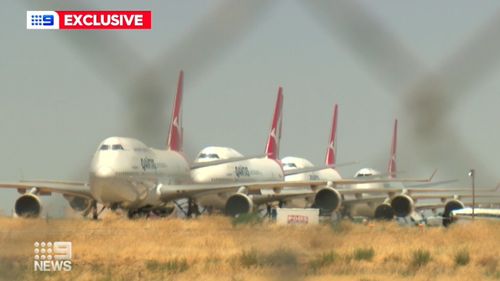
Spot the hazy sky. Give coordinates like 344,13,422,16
1,0,500,215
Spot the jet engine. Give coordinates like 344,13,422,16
225,193,254,217
313,187,342,213
442,199,465,227
390,194,414,217
374,203,394,220
14,193,42,218
63,195,92,213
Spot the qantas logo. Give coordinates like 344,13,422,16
140,158,157,171
172,117,180,130
328,141,334,150
234,166,250,178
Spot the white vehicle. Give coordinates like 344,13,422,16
451,207,500,222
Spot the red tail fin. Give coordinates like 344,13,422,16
388,119,397,178
265,87,283,160
325,104,338,166
167,71,184,151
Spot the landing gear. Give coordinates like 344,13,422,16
278,201,285,208
89,201,106,220
186,198,200,218
91,201,98,220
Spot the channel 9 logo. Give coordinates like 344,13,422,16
33,241,72,271
26,11,59,29
26,10,152,30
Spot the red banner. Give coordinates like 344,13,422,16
57,11,152,30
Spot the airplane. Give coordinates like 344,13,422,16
0,71,333,220
264,104,396,217
189,87,286,216
189,95,436,217
0,71,441,220
264,107,498,222
341,120,500,223
277,104,343,209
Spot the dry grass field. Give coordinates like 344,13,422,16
1,214,500,281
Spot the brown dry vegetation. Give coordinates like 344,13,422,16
1,214,500,281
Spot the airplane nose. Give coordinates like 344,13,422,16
95,166,115,178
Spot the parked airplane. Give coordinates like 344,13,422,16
190,97,436,217
264,105,396,217
344,120,500,222
0,72,333,219
267,108,493,222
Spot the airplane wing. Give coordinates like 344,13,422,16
411,193,500,201
0,181,93,199
332,169,438,185
251,192,315,205
404,179,458,188
335,184,499,197
255,193,386,207
158,181,321,202
284,167,331,176
159,171,437,201
190,155,265,169
283,161,358,176
0,172,435,206
248,189,499,209
415,197,500,212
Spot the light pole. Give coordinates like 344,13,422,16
468,169,475,220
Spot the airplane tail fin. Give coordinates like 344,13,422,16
325,104,338,166
166,71,184,152
265,87,284,160
387,119,398,178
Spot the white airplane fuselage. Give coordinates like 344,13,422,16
280,156,342,208
89,137,191,209
191,146,284,209
281,157,394,217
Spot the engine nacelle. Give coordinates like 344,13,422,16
313,187,342,213
225,193,254,217
442,199,465,227
14,194,42,218
374,203,394,220
390,194,415,217
63,195,92,213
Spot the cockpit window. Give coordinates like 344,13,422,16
112,144,124,150
99,145,110,150
199,153,219,159
283,163,297,168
